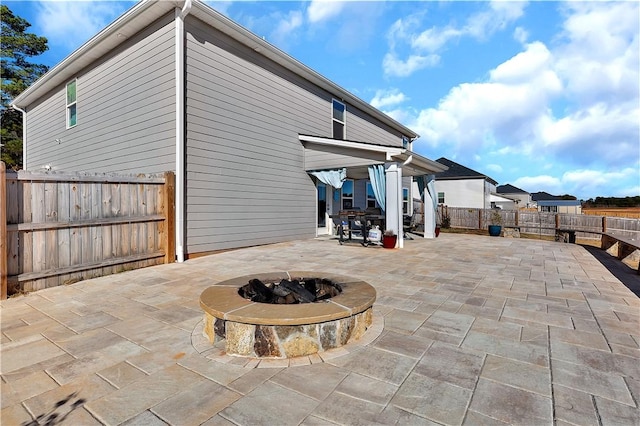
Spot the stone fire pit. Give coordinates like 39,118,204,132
199,271,376,359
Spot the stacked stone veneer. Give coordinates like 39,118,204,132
200,272,376,359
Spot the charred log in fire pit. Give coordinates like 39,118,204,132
238,277,342,304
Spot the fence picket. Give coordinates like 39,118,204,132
2,168,174,297
439,206,640,241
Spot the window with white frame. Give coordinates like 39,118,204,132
66,80,77,128
541,205,557,213
402,135,410,149
438,192,445,204
366,182,376,208
341,179,354,210
332,99,345,139
403,188,409,214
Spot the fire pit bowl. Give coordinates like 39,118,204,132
199,271,376,359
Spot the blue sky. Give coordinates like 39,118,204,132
6,0,640,200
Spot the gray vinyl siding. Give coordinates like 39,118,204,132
24,14,176,174
346,106,405,148
185,17,325,253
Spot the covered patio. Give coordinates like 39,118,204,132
300,135,448,248
1,234,638,424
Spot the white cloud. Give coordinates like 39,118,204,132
408,42,564,151
513,175,562,194
515,167,639,198
490,42,556,84
401,1,638,187
464,0,527,40
383,53,439,78
411,26,461,52
486,164,503,173
513,27,529,44
270,11,304,46
370,89,408,109
34,1,126,50
383,1,527,78
555,2,639,107
307,0,345,24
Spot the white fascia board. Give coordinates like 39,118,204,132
299,135,404,156
392,152,448,175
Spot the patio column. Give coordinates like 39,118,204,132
385,162,403,248
424,174,436,239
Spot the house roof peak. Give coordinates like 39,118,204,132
434,157,498,185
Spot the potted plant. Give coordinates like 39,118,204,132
441,212,451,229
382,229,397,248
488,210,502,237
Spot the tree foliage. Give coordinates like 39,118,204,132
583,196,640,208
1,5,48,169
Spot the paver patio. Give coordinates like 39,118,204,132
1,234,639,425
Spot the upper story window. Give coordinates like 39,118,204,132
402,135,410,149
332,99,345,139
66,80,77,128
438,192,445,204
341,179,354,210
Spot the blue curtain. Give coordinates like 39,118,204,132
416,175,427,198
309,169,346,189
368,164,386,212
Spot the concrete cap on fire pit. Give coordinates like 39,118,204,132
199,271,376,326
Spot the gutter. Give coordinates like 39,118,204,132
175,0,192,263
10,105,27,169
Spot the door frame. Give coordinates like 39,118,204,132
316,181,333,235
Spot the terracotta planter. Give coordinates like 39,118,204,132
382,235,397,248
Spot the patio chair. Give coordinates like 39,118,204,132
403,209,420,240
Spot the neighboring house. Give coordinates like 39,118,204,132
531,192,582,214
11,0,446,259
496,184,534,209
432,158,499,209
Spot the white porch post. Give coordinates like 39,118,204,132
385,162,403,248
424,174,436,239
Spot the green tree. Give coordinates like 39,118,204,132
1,5,48,169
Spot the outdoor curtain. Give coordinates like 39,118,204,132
310,168,346,189
368,164,386,212
416,175,427,198
310,168,347,202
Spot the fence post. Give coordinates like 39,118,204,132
515,210,519,227
1,162,7,300
163,171,176,264
555,214,560,230
478,209,482,230
602,216,607,233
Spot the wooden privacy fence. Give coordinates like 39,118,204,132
1,162,175,299
438,205,640,240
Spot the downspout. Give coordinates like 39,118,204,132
175,0,192,262
10,104,27,169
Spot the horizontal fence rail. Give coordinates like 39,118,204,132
438,206,640,241
2,163,175,299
